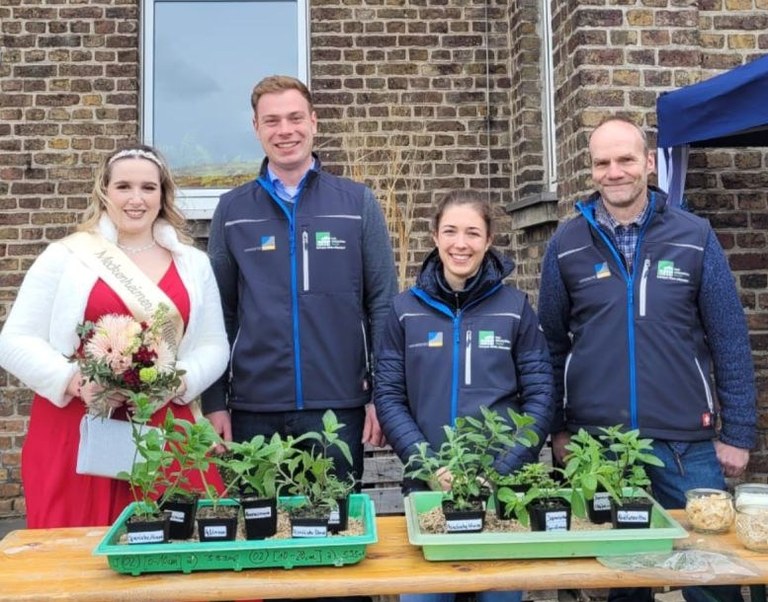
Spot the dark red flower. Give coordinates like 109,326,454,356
122,369,141,391
133,345,157,366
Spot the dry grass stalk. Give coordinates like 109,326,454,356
341,134,421,290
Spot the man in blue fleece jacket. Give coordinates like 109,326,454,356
203,75,397,494
538,116,756,602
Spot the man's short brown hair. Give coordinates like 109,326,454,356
250,75,313,116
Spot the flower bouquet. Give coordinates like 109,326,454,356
71,303,185,481
72,303,184,417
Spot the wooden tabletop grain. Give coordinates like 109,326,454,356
1,512,767,602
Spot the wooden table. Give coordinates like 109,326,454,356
1,512,766,602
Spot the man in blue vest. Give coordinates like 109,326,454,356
203,75,398,503
538,116,756,602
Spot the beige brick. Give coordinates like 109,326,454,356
728,34,756,49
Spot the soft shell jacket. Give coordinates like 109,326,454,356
375,249,554,476
202,157,397,414
0,215,229,407
538,189,756,449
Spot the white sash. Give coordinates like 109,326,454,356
60,231,184,350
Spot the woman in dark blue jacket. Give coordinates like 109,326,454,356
374,190,555,602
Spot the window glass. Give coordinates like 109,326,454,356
143,0,307,215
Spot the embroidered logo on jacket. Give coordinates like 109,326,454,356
259,235,276,251
656,260,690,283
407,331,444,349
428,331,443,347
478,330,511,350
579,262,611,284
316,231,347,250
595,262,611,279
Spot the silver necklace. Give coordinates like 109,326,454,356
117,239,157,255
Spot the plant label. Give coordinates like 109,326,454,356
292,524,329,538
168,510,186,523
615,509,649,523
203,525,228,538
592,493,611,511
544,511,568,532
127,530,165,544
446,518,483,532
245,506,273,520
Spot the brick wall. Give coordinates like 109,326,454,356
0,0,766,518
312,0,518,270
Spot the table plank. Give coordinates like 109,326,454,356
1,512,766,602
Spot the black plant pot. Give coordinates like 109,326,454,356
441,499,486,533
240,496,278,540
586,490,613,525
327,496,349,534
126,512,170,545
290,515,330,538
196,505,240,542
160,495,198,540
529,500,571,532
610,497,653,529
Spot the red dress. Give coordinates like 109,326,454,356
21,262,224,529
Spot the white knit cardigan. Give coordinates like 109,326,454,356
0,215,229,407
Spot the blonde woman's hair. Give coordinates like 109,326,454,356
78,143,192,244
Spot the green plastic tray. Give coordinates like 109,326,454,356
94,493,377,575
405,490,688,561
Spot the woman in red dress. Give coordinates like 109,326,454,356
0,144,229,528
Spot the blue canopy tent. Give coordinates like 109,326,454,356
656,54,768,207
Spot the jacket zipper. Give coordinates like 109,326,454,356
563,352,572,410
464,329,472,386
694,357,715,412
229,328,241,382
360,320,370,382
451,314,461,424
639,257,651,317
302,228,310,292
257,175,304,409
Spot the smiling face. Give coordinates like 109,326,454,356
589,119,655,221
104,157,163,243
433,203,492,291
253,89,318,186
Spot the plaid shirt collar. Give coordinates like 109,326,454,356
594,198,651,273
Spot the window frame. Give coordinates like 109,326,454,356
140,0,310,219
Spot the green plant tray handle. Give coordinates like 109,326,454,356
94,494,377,575
404,490,688,561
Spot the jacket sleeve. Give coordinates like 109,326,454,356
0,244,80,407
361,188,399,373
175,248,230,403
494,298,556,475
200,197,239,414
537,233,571,434
373,303,433,466
698,229,757,449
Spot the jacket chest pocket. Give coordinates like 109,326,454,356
636,255,699,322
299,217,362,294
